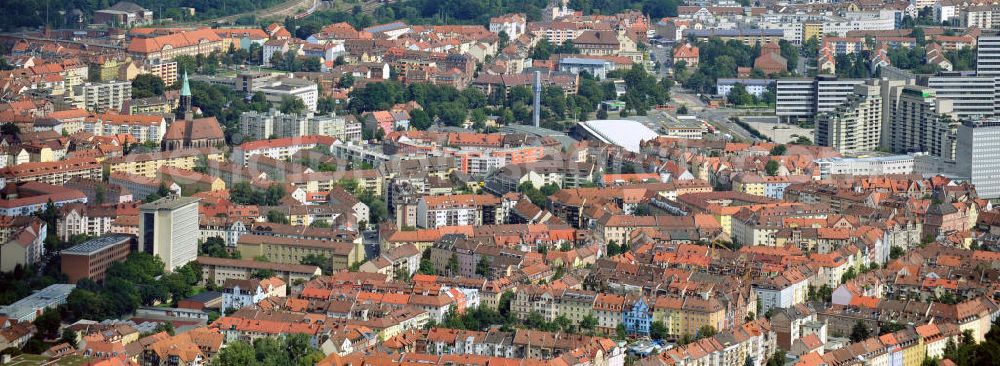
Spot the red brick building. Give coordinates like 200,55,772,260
60,234,132,283
753,43,787,75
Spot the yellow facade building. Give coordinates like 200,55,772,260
105,147,224,178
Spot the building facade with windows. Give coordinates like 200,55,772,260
140,196,200,272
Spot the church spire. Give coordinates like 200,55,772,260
180,71,191,97
177,71,193,120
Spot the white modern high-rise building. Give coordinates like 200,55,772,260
816,76,865,114
776,78,817,123
926,73,997,119
775,75,863,123
976,36,1000,76
815,81,882,154
956,117,1000,198
140,196,200,272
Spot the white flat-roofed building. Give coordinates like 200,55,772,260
633,112,707,140
956,117,1000,198
776,78,816,123
256,78,319,112
815,155,915,179
926,73,996,120
140,196,200,272
558,57,616,79
776,76,864,123
573,119,660,152
664,117,707,139
977,36,1000,77
816,76,865,114
716,78,773,97
0,284,76,323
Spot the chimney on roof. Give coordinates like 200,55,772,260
533,71,541,128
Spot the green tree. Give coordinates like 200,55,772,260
498,290,516,318
539,183,561,196
945,47,976,71
615,324,628,340
470,108,488,130
767,350,787,366
266,210,289,224
778,40,799,74
60,328,78,348
317,96,337,115
727,83,755,106
447,253,459,276
596,108,609,119
890,246,905,259
338,74,355,89
251,269,276,279
300,254,333,274
34,309,62,339
770,144,787,156
607,240,621,256
850,320,870,342
841,267,857,283
697,325,717,339
303,57,322,72
418,258,437,275
131,74,166,99
580,314,598,332
410,109,433,130
651,321,668,340
309,220,331,228
438,103,468,126
201,237,238,259
531,38,555,60
348,81,405,113
63,253,197,320
765,160,780,176
475,257,491,278
212,340,255,366
279,96,306,114
817,284,833,303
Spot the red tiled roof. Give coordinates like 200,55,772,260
128,28,222,54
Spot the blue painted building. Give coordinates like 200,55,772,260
622,296,652,335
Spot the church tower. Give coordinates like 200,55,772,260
177,71,192,120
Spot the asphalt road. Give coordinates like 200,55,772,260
363,230,380,259
650,44,673,79
671,89,757,142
